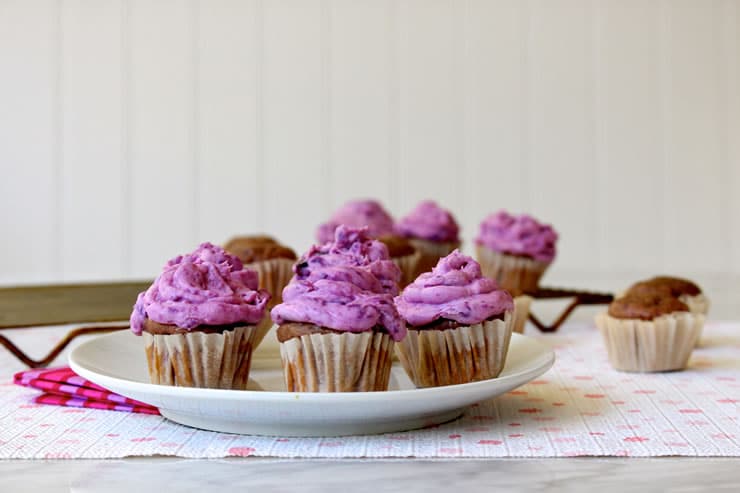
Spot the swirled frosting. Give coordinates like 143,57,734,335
475,210,558,262
395,250,513,327
271,226,406,341
316,199,395,243
396,200,460,242
130,243,271,335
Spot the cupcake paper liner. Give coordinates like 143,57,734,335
279,330,394,392
245,257,295,347
143,326,256,389
407,238,461,277
595,312,704,373
392,250,422,289
475,245,550,294
512,295,533,334
396,311,514,388
680,293,710,316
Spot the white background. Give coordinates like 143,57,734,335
0,1,738,299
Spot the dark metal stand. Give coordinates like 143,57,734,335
526,287,614,332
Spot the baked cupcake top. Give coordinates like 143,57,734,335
395,250,514,327
475,210,558,262
396,200,460,243
316,199,395,244
626,276,702,298
130,243,271,335
608,294,689,321
223,236,297,264
271,226,406,341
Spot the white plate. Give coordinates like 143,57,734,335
69,331,554,437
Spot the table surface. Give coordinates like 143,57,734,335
2,277,739,491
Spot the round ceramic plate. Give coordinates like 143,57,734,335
69,331,555,437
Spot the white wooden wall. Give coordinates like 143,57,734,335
1,0,739,287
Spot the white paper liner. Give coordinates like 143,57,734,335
245,257,295,347
595,312,704,373
279,331,394,392
407,238,461,277
392,249,422,289
396,311,514,388
680,293,710,316
143,325,256,389
475,245,550,293
512,295,533,334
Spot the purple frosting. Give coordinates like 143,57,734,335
130,243,271,335
271,226,406,341
395,250,514,327
396,200,460,242
316,199,395,243
475,210,558,262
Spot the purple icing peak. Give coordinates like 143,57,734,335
271,226,406,341
396,200,460,242
475,210,558,262
130,242,270,335
316,199,395,243
395,250,513,327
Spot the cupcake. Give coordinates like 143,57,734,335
271,226,406,392
396,200,461,277
223,235,297,346
595,293,704,372
130,243,270,389
475,210,558,294
316,199,419,288
394,250,514,387
624,276,709,315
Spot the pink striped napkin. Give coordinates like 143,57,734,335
13,367,159,415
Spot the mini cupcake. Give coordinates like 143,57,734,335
271,226,406,392
624,276,709,315
316,199,419,288
396,200,461,277
394,250,514,387
475,210,557,294
223,235,297,346
595,293,704,372
130,243,270,389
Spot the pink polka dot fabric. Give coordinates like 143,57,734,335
2,322,740,459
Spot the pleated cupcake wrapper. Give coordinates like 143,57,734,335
143,326,256,389
245,257,295,347
595,312,705,373
512,295,533,334
475,245,550,294
392,249,422,289
396,311,514,388
407,238,461,277
279,331,394,392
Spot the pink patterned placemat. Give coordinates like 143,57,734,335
2,321,740,459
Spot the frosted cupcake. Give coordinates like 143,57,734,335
475,210,557,294
271,226,406,392
396,200,461,277
595,293,704,372
395,251,514,387
130,243,270,389
223,235,297,346
316,199,419,288
624,276,709,316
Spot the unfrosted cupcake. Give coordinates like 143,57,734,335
271,226,406,392
396,200,461,277
316,199,419,287
595,293,704,372
223,235,297,346
394,250,514,387
130,243,270,389
475,210,557,294
624,276,709,316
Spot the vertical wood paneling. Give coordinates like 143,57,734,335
128,0,196,276
329,0,395,212
60,0,124,281
661,1,725,273
528,0,597,275
597,1,662,275
464,0,527,242
398,0,463,222
261,0,324,252
0,1,58,284
196,0,259,245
